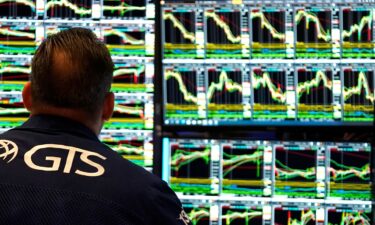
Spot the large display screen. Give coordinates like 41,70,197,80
162,138,373,225
0,0,155,171
161,0,375,126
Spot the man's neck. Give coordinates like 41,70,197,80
30,107,102,136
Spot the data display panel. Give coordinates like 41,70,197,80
0,0,154,20
163,138,373,224
163,138,372,200
0,58,30,128
99,130,153,170
250,7,293,59
161,1,375,127
0,1,155,171
163,63,374,126
341,6,375,59
105,93,153,130
101,23,154,57
0,0,37,19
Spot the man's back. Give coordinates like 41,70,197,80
0,115,187,225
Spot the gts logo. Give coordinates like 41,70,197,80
1,140,106,177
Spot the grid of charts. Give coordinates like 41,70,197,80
162,138,372,225
161,0,375,127
0,0,155,170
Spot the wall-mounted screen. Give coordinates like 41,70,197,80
0,0,155,171
161,0,375,126
162,137,373,224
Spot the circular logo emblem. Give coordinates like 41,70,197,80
0,140,18,163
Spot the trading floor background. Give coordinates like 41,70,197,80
0,0,373,224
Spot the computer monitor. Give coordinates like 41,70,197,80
161,0,375,127
162,137,373,224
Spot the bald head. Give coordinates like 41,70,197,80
31,28,114,114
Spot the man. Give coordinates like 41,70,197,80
0,28,191,225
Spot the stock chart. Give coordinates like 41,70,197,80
274,206,317,225
0,0,36,18
205,8,248,59
251,8,289,59
99,130,153,169
169,140,215,194
274,144,319,198
0,23,36,55
221,142,266,196
252,67,289,120
221,203,263,225
45,0,92,19
0,0,155,170
342,8,374,58
162,1,375,126
207,66,244,121
343,67,374,122
296,66,335,120
163,9,200,58
327,207,372,225
102,0,146,18
327,143,371,200
295,8,335,58
163,138,372,225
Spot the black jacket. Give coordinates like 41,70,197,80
0,115,190,225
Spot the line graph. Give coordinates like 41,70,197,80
184,205,210,225
0,99,28,127
342,10,373,42
252,71,286,104
170,142,211,194
163,10,197,58
295,9,332,58
165,70,197,104
221,206,262,225
328,210,371,225
252,69,287,120
164,11,195,43
0,61,30,81
205,11,241,43
107,100,146,130
103,27,145,56
0,0,36,18
251,10,286,58
113,64,145,84
251,11,286,41
0,25,36,55
102,0,145,18
295,10,331,42
222,145,264,196
0,103,29,117
103,138,146,166
170,147,210,175
297,69,333,120
274,145,317,198
113,102,144,118
46,0,92,18
343,70,374,122
164,68,199,121
328,146,371,200
275,208,316,225
111,62,151,93
207,70,242,103
342,9,374,58
205,10,245,58
207,68,243,120
343,71,374,103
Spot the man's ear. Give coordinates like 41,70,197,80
22,81,32,112
102,92,114,121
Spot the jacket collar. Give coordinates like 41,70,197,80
19,114,99,141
